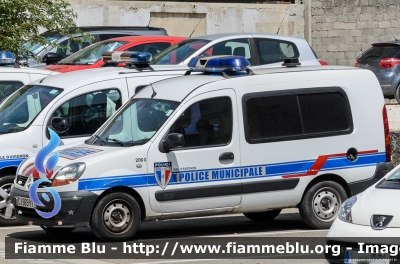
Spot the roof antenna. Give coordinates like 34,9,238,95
389,29,399,41
189,18,203,38
39,72,53,83
147,17,151,27
276,16,285,34
276,6,290,34
150,82,157,98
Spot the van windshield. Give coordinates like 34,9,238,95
0,85,63,134
86,98,179,147
151,39,210,65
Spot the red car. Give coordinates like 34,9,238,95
45,36,186,73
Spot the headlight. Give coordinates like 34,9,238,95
51,163,85,187
339,196,357,223
15,158,29,181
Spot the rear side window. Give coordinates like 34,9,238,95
243,88,352,143
0,81,24,102
127,42,171,56
255,38,300,64
359,46,400,59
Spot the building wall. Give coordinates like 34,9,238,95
310,0,400,66
68,0,305,38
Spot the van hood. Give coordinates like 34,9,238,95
18,143,120,178
351,184,400,227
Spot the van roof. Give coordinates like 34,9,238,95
30,64,190,89
137,65,366,103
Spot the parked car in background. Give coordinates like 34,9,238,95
151,33,328,68
23,26,168,68
45,36,186,73
355,41,400,103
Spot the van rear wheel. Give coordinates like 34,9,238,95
300,181,347,229
90,192,141,241
244,209,281,222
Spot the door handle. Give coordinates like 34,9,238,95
219,152,234,161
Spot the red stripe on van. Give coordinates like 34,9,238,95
282,150,378,178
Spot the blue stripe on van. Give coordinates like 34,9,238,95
0,158,24,170
78,151,386,192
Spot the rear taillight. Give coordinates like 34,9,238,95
319,60,328,66
383,106,391,162
354,59,359,67
379,58,400,68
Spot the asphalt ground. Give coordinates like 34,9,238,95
0,209,327,264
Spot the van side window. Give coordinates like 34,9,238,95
0,81,24,102
254,38,299,64
169,97,232,148
201,39,252,64
244,89,352,143
52,89,121,137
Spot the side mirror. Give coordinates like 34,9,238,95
159,133,185,153
43,52,62,65
51,117,69,134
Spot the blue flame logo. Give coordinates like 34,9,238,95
29,128,61,219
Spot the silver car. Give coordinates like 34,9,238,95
151,33,326,68
356,41,400,103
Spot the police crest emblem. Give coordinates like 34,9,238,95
154,162,172,189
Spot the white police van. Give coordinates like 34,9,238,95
10,56,393,240
0,52,59,103
0,52,190,225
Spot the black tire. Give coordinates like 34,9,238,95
90,192,141,242
244,209,282,222
41,226,75,234
300,181,347,229
395,85,400,104
0,175,20,226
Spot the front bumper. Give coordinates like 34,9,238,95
10,187,98,227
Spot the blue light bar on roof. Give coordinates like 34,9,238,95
129,52,152,64
0,51,15,66
102,51,152,64
188,56,250,73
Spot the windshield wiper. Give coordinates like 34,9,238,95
93,135,107,146
106,138,126,147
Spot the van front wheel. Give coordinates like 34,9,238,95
300,181,347,229
90,192,141,241
244,209,282,222
0,175,18,226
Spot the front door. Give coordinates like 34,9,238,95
148,89,241,213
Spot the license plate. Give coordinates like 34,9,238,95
345,249,390,264
15,196,35,209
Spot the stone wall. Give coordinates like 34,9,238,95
391,131,400,166
68,0,305,38
311,0,400,66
